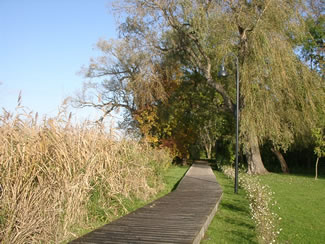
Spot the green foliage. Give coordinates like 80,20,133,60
259,173,325,243
215,135,236,165
154,73,232,158
80,0,325,173
87,184,112,223
300,4,324,75
312,128,325,158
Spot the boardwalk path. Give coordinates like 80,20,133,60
70,163,223,244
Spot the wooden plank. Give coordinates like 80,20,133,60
69,163,223,244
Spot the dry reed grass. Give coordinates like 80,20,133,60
0,103,172,243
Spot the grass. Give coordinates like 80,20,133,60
202,171,258,244
126,165,189,210
157,165,189,196
70,165,189,242
99,165,189,216
259,173,325,243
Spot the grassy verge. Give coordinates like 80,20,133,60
202,171,258,244
69,165,189,242
108,165,189,215
156,165,189,197
259,173,325,243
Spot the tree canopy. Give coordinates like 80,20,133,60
78,0,325,174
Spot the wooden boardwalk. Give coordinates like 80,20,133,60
70,163,223,244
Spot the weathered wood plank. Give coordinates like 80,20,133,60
70,163,222,244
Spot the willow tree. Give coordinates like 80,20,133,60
75,36,170,134
80,0,324,174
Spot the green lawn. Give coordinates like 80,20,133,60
259,173,325,243
202,171,258,244
111,167,325,244
82,167,325,244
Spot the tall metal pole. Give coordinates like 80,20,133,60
219,53,239,194
235,57,239,194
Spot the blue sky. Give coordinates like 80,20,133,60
0,0,117,121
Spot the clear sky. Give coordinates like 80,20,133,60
0,0,117,122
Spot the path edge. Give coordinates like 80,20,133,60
181,163,223,244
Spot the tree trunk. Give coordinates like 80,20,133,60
271,148,289,173
315,157,319,180
215,140,218,159
246,133,268,174
205,143,212,159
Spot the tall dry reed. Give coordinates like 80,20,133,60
0,105,171,243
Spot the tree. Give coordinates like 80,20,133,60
75,38,168,134
300,0,324,75
292,0,325,175
270,147,289,174
154,72,231,160
312,127,325,180
80,0,324,174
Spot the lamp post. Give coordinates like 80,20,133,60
218,53,239,194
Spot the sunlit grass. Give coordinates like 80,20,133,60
100,165,189,217
70,165,189,242
122,165,189,212
259,173,325,243
202,171,258,244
